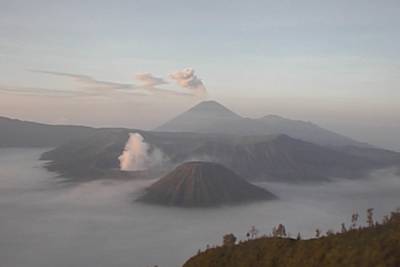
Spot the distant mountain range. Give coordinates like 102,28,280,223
0,101,367,148
0,116,96,147
40,129,400,183
156,101,368,147
1,102,399,183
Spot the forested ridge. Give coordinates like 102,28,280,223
183,209,400,267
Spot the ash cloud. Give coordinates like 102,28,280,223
169,68,207,97
118,133,166,171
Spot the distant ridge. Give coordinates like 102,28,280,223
137,161,276,207
0,116,96,147
156,101,368,147
0,103,368,149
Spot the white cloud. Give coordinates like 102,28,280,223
135,73,167,88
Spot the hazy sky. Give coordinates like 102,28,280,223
0,0,399,150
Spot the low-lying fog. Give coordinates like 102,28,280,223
1,149,400,267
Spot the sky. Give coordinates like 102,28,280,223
0,0,399,150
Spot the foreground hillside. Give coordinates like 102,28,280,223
184,212,400,267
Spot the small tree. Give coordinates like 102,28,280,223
223,233,237,247
367,208,374,227
275,224,287,237
315,228,321,238
341,223,347,233
391,209,400,223
248,226,259,239
382,215,390,224
351,212,359,229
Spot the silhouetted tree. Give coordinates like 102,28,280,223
351,212,359,229
341,223,347,233
367,208,374,227
223,233,237,246
382,215,390,224
315,228,321,238
273,224,286,237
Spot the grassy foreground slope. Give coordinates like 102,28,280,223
183,213,400,267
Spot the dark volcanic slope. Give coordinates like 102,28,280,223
137,161,276,207
41,130,400,182
181,135,391,182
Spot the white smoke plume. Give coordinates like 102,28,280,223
169,68,207,96
119,133,165,171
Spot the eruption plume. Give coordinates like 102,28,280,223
169,68,207,97
118,133,165,171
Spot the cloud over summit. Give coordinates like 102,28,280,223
169,68,204,89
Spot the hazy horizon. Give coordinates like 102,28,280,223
1,98,398,151
1,1,400,151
